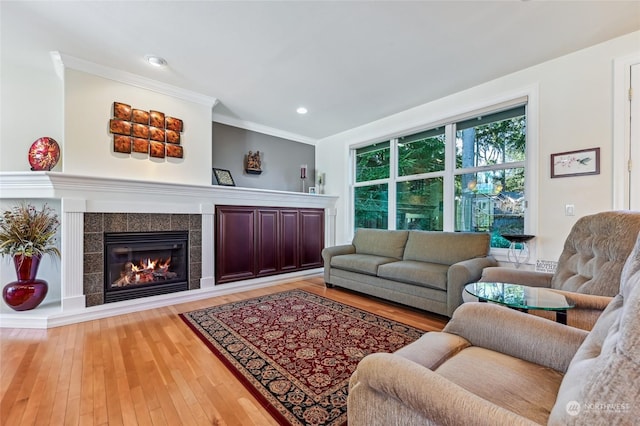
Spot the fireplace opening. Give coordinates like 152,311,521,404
104,231,189,303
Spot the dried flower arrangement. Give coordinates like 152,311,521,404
0,203,61,260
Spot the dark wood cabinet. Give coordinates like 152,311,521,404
215,206,324,284
300,209,324,268
256,208,279,276
279,209,299,272
214,206,255,282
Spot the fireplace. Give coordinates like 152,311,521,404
104,231,189,303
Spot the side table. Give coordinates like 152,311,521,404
501,234,535,269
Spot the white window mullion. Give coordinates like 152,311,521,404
388,138,398,230
442,124,456,231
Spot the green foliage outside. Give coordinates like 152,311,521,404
354,115,526,242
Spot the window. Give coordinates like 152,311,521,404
352,103,527,249
354,142,390,229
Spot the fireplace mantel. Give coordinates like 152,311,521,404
0,172,336,210
0,172,338,328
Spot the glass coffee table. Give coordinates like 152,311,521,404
464,282,575,324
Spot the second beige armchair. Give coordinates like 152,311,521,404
480,210,640,329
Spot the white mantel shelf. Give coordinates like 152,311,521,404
0,172,338,329
0,171,337,210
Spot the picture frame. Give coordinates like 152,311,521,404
166,130,181,144
213,168,235,186
166,144,183,158
132,109,150,124
551,147,600,178
113,102,132,120
110,119,131,135
165,116,183,132
132,123,150,139
308,187,317,194
132,138,149,154
149,127,165,142
113,135,131,153
150,110,165,128
149,141,165,158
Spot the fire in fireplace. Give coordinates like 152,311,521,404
104,231,188,303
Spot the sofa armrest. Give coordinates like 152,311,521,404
349,353,539,426
444,302,588,373
481,266,554,287
446,256,498,317
321,244,355,283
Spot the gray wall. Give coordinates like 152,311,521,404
212,122,315,192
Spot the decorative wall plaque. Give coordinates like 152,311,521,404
109,102,185,161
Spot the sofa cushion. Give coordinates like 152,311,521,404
352,228,409,259
403,231,490,265
330,254,398,276
377,260,449,290
435,346,563,425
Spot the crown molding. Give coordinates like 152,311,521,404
212,113,317,146
50,51,218,108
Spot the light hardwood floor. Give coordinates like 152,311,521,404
0,275,448,426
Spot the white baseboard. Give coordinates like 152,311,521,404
0,269,323,329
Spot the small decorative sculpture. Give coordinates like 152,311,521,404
246,151,262,174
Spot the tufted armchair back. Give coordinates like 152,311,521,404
551,210,640,296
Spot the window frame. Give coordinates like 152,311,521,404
350,89,539,263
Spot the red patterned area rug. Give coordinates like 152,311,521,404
180,289,425,426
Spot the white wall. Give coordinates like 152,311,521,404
1,56,214,188
63,69,213,186
0,54,63,172
317,31,640,262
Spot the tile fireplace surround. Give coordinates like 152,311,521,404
0,172,338,329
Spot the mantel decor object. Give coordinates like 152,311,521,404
28,137,60,171
300,164,307,193
245,150,262,174
0,203,60,311
212,168,236,186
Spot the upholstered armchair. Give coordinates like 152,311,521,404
480,210,640,329
347,232,640,425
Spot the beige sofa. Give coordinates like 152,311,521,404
347,231,640,425
322,228,497,317
480,210,640,329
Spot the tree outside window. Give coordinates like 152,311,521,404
353,104,527,248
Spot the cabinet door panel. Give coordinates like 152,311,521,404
280,209,299,271
257,209,279,276
300,209,324,268
215,207,255,283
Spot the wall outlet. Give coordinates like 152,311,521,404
565,204,575,216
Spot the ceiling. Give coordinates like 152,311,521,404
2,1,639,143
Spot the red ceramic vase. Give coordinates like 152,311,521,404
3,255,48,311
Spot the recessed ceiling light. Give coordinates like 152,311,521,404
296,107,308,115
145,55,167,67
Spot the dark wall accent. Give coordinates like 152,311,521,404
212,122,315,192
83,213,202,307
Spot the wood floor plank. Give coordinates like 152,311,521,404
0,276,447,425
